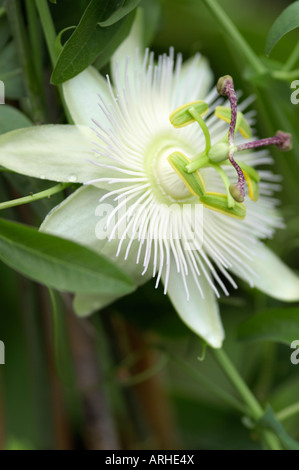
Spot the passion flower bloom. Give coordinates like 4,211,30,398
0,22,298,349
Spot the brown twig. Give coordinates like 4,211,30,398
63,296,120,450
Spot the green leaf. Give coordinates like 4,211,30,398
237,308,299,345
99,0,141,27
93,12,135,71
51,0,135,84
0,218,135,296
265,1,299,56
0,105,31,134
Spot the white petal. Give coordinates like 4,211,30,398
62,66,112,127
40,185,107,248
163,256,224,348
40,185,152,315
0,125,98,183
173,54,214,108
111,8,144,87
232,242,299,301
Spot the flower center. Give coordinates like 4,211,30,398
145,134,196,202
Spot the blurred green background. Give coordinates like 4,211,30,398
0,0,298,450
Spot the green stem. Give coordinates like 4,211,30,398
201,0,266,75
0,182,71,211
283,42,299,71
35,0,73,124
48,288,73,386
34,0,57,66
210,163,235,208
277,402,299,423
271,69,299,82
6,0,46,123
212,349,282,450
212,349,261,418
189,107,211,153
186,153,209,172
25,0,44,93
48,288,60,377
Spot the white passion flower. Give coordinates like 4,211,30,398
0,24,298,349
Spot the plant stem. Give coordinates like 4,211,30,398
272,69,299,82
189,107,211,152
0,182,71,211
35,0,73,124
277,402,299,422
5,0,46,123
210,163,235,208
48,288,61,380
212,348,282,450
65,306,121,449
25,0,44,93
212,349,261,418
186,153,209,172
201,0,266,75
283,42,299,71
34,0,57,66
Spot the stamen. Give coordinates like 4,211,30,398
236,130,292,152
